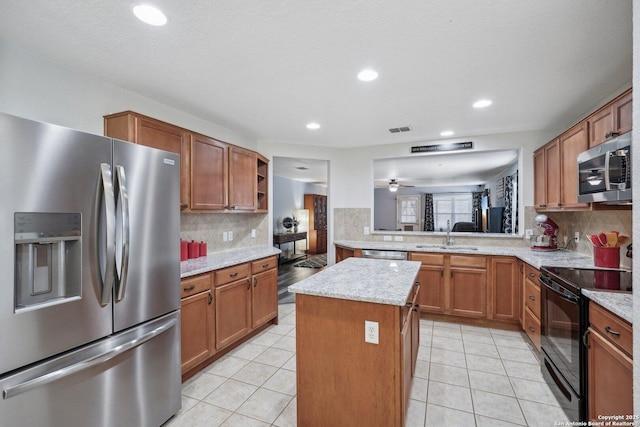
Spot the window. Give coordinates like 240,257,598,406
396,195,422,231
433,193,473,231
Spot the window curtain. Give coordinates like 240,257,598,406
503,173,517,233
471,192,483,226
423,193,434,231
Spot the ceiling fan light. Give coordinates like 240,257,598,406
388,179,400,192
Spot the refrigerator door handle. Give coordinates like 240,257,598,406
114,165,130,302
2,317,178,400
97,163,116,305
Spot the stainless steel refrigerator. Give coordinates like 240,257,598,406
0,113,181,426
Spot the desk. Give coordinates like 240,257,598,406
273,232,308,265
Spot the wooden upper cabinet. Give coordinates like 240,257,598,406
229,146,257,211
544,138,561,209
533,148,546,209
559,122,589,209
104,111,269,213
588,89,632,148
256,155,269,212
191,134,228,210
104,111,191,210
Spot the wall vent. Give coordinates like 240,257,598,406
389,126,412,133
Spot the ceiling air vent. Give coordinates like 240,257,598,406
389,126,412,133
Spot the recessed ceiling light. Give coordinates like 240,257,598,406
357,69,378,82
473,99,492,108
306,122,320,130
133,4,167,26
440,130,454,137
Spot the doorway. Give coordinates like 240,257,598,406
272,157,329,304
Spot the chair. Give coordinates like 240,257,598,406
451,222,477,232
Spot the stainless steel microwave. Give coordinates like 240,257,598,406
577,132,631,204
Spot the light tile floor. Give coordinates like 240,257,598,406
164,303,570,427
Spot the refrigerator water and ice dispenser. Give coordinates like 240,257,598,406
14,212,82,312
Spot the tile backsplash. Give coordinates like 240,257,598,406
333,207,632,268
180,213,269,253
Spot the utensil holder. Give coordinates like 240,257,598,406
593,246,620,268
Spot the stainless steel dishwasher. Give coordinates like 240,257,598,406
360,249,408,260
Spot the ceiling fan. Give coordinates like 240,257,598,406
388,179,414,192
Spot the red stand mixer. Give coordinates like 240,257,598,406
530,214,559,251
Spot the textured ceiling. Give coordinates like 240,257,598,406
0,1,632,148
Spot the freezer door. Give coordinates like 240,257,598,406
0,311,181,427
112,139,180,332
0,113,113,376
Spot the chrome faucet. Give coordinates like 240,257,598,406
445,220,454,246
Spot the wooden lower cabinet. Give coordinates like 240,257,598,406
181,290,214,372
181,256,278,378
587,302,633,421
335,245,361,262
449,263,487,318
296,284,419,427
410,253,486,319
522,263,541,350
410,253,445,314
215,277,252,349
251,267,278,328
488,256,520,322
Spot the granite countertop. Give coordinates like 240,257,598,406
582,290,633,324
334,240,596,269
180,245,281,278
334,240,633,324
288,257,421,306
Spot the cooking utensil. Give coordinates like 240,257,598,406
616,235,630,246
588,234,602,247
597,232,608,247
605,232,618,247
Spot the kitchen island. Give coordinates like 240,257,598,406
288,257,421,427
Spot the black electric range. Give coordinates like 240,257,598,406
537,266,632,422
540,266,632,294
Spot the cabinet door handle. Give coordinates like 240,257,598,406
208,292,213,305
528,326,535,333
528,295,536,301
230,272,238,278
230,205,236,210
583,329,591,349
183,285,195,292
247,278,251,289
412,304,419,312
180,203,189,211
528,273,536,278
440,269,444,278
605,131,620,138
415,281,421,287
254,277,258,287
262,263,269,268
604,326,621,336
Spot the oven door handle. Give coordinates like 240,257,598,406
539,275,580,303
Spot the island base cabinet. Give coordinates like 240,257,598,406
296,294,413,427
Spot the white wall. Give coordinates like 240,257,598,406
0,42,256,148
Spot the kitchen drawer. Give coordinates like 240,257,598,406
589,302,632,356
524,278,541,319
215,263,250,286
523,263,540,284
450,255,486,269
523,306,541,351
252,256,278,274
409,252,444,265
181,273,212,298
